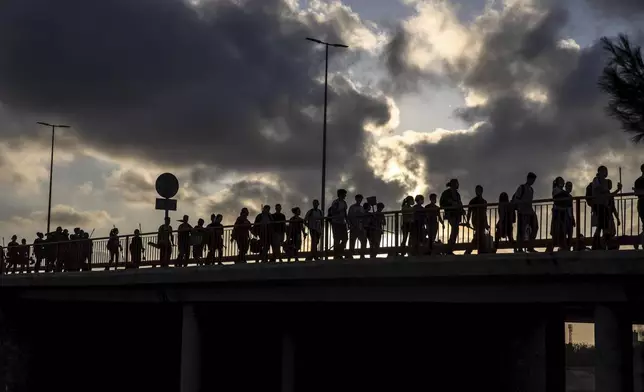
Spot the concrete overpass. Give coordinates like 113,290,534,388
1,251,644,392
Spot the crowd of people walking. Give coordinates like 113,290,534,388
1,165,643,273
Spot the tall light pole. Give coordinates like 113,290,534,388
37,122,71,234
306,37,348,258
306,37,349,214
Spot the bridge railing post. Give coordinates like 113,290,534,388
124,235,129,269
394,211,400,257
575,198,582,251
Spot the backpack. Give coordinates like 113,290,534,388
585,182,594,206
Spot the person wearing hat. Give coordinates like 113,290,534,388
177,215,192,267
33,232,45,273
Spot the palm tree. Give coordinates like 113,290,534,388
599,34,644,142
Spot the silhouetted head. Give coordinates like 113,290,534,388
74,227,80,234
312,199,320,209
36,232,43,239
83,232,89,239
197,218,205,227
215,214,223,223
275,204,282,213
376,202,385,212
553,177,564,188
415,195,424,205
597,166,608,179
526,172,537,185
355,194,364,204
241,208,249,217
565,181,573,193
499,192,509,203
134,229,140,236
56,227,62,233
475,185,483,196
292,207,301,215
262,205,271,213
164,217,171,225
429,193,437,203
363,202,371,211
181,214,189,223
211,213,216,222
337,189,347,199
402,196,414,207
21,239,26,245
446,179,459,190
11,235,17,241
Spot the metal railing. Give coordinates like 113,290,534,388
1,193,641,274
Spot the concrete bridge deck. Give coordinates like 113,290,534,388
3,251,644,309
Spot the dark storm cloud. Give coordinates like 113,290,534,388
384,3,639,200
0,0,390,176
582,0,644,16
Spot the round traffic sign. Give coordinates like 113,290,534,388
155,173,179,199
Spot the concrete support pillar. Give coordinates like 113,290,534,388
511,309,565,392
281,331,295,392
181,304,201,392
595,304,633,392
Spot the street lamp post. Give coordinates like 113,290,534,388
306,37,348,258
37,122,71,234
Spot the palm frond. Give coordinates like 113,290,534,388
599,34,644,143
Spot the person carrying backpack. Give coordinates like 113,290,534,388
512,172,538,253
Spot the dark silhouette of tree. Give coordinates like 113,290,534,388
599,34,644,142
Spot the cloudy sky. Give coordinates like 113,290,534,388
0,0,642,254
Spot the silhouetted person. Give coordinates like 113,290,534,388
19,239,29,273
591,166,622,250
192,218,206,265
272,204,286,262
304,199,324,261
157,217,174,268
425,194,444,254
400,196,414,254
495,192,516,250
440,179,465,255
550,177,567,252
207,214,224,264
285,207,307,262
409,195,425,256
232,208,251,263
129,229,145,269
564,181,575,250
33,232,45,273
348,194,365,257
329,189,348,259
254,205,275,263
106,228,122,271
7,235,19,274
513,172,538,253
635,164,644,245
465,185,489,254
369,202,386,258
177,215,192,267
82,231,92,271
354,202,371,259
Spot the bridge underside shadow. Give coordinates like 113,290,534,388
6,302,565,392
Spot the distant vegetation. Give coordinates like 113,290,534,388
566,343,595,367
